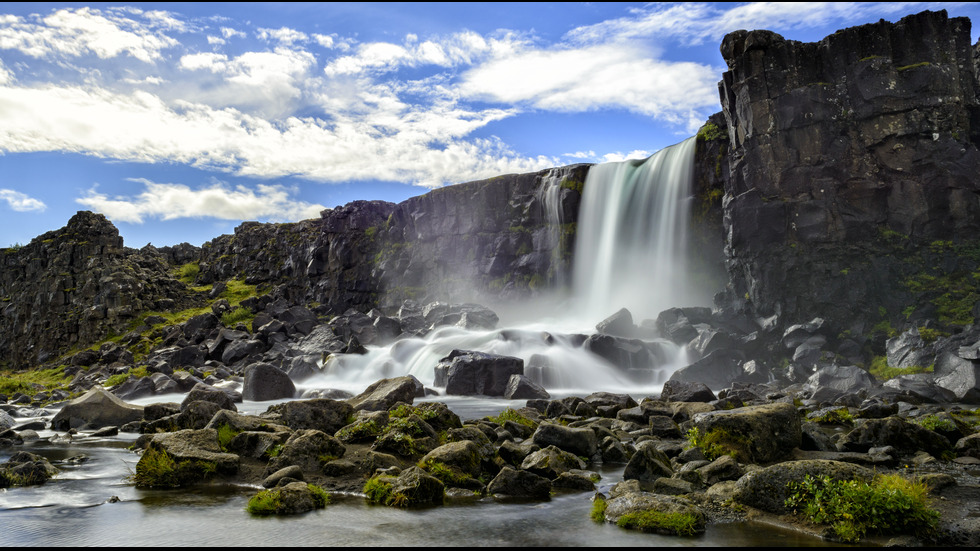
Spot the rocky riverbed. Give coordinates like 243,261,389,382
3,298,980,546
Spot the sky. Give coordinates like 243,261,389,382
2,2,980,248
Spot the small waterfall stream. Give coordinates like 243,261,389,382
302,137,703,396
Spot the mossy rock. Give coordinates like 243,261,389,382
598,491,707,537
363,466,444,507
246,482,330,515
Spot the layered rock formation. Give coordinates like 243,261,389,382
717,10,980,341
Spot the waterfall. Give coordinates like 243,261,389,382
300,137,702,396
572,136,698,321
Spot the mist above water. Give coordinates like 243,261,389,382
303,137,704,397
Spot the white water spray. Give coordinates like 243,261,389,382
301,137,703,396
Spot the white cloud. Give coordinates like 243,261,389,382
458,43,720,131
76,180,325,223
220,26,246,40
0,84,552,187
0,7,179,62
257,26,309,46
0,188,46,212
323,30,527,76
565,2,926,47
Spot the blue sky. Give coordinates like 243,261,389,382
2,2,979,248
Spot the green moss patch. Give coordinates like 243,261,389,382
784,473,939,543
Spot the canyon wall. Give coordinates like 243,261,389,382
718,10,980,343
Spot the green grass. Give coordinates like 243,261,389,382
913,414,957,433
103,366,150,388
132,445,217,488
0,366,71,396
590,495,608,522
784,473,939,543
810,408,854,426
220,307,253,327
686,427,751,462
486,408,538,430
216,424,241,451
246,484,330,515
363,475,409,507
177,262,200,284
867,356,933,381
616,510,702,536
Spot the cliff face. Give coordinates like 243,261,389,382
195,165,590,314
0,212,189,369
718,10,980,338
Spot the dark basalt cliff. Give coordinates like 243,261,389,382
195,164,592,314
0,212,191,369
717,10,980,341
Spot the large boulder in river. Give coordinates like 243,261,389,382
487,466,552,499
135,428,240,488
242,362,296,401
599,489,706,536
265,399,354,434
433,350,524,396
347,376,419,412
530,422,598,459
50,387,144,430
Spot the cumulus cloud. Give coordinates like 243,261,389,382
0,189,46,212
76,180,325,223
0,6,180,62
257,26,309,47
323,30,527,76
0,84,551,187
458,43,719,131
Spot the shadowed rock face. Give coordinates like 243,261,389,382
717,9,980,335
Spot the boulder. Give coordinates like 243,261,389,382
668,349,746,390
486,466,552,499
520,445,587,479
180,383,237,412
242,362,296,401
265,399,354,434
732,460,874,514
347,376,418,412
661,380,717,403
0,451,58,487
433,350,524,397
599,490,706,536
266,429,346,474
595,307,636,337
246,481,328,515
135,428,240,487
837,417,952,457
622,440,673,483
690,402,802,464
50,387,144,431
934,352,980,403
530,422,598,459
503,374,550,400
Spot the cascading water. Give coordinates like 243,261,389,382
301,137,703,397
572,136,697,321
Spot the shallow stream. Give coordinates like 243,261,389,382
0,396,838,547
